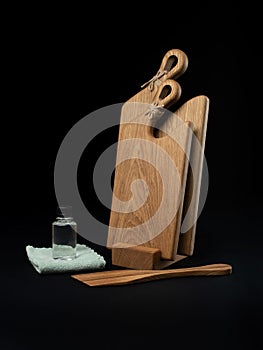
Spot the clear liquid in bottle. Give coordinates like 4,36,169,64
52,206,77,260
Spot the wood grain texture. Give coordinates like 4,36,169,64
111,243,187,270
111,244,161,270
168,96,209,256
107,79,193,260
72,263,232,287
153,97,209,256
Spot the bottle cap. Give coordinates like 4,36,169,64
57,205,73,218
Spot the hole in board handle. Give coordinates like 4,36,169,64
164,55,178,72
159,84,172,100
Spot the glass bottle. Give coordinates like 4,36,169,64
52,205,77,260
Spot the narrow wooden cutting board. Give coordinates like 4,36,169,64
175,97,210,255
156,96,210,256
107,79,193,260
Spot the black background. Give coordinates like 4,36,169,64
2,2,263,349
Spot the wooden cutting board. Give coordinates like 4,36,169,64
106,49,191,267
107,78,193,261
176,97,209,255
158,96,210,256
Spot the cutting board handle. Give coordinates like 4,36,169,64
141,49,188,90
159,48,188,80
156,79,181,108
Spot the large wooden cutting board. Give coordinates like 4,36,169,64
107,79,193,260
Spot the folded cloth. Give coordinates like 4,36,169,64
26,244,106,274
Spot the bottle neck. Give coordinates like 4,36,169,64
56,216,73,221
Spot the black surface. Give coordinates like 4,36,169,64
2,3,263,349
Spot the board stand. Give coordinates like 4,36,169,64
111,243,187,270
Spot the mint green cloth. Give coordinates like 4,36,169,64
26,244,106,274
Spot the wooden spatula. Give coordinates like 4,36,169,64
72,263,232,287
